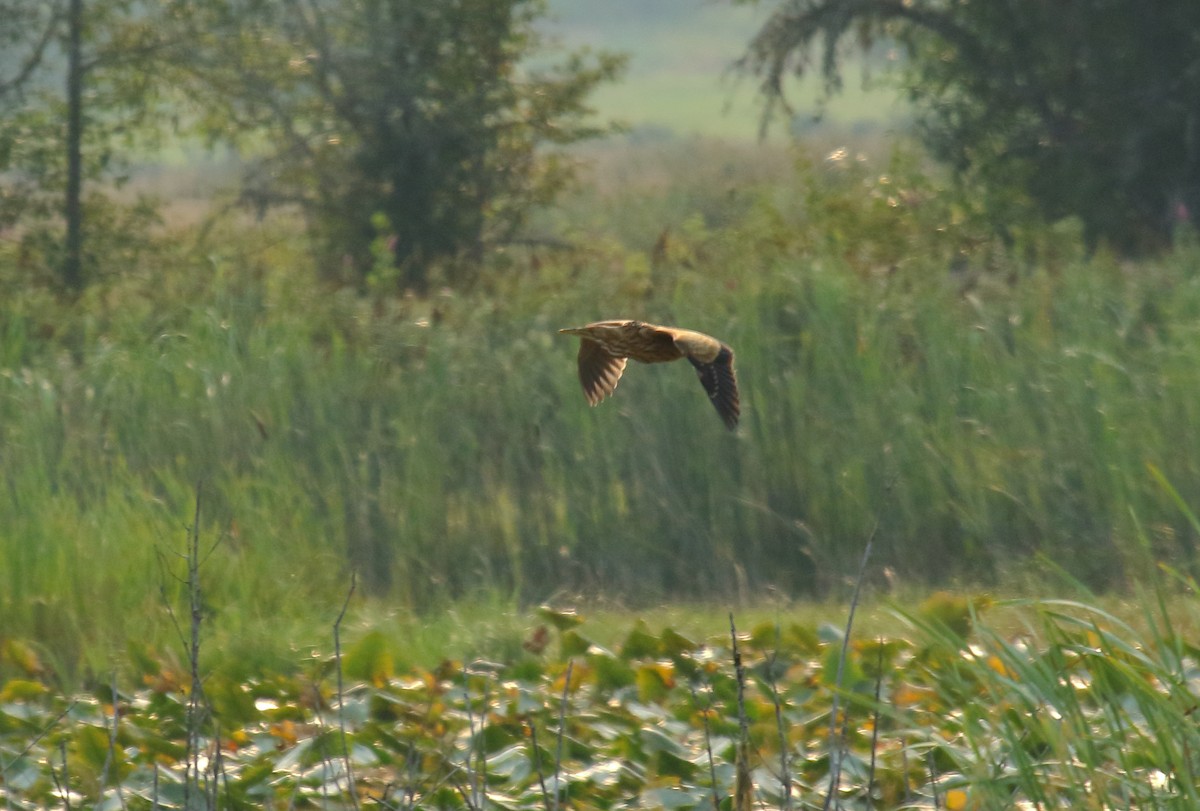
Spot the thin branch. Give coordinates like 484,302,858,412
822,525,876,811
53,739,70,811
866,639,884,805
333,573,361,810
182,484,213,811
529,721,552,811
461,662,491,811
2,700,76,771
452,778,479,811
0,3,64,99
729,614,753,811
928,750,942,810
101,672,127,811
767,625,792,811
688,680,722,811
552,659,574,811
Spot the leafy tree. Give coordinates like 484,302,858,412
0,2,64,243
0,0,172,290
0,3,61,101
173,0,624,291
740,0,1200,253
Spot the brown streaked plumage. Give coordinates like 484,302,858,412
558,320,740,430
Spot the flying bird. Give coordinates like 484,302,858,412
559,320,740,429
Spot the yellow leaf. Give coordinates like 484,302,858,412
0,679,49,701
945,788,968,810
987,654,1015,678
635,661,673,703
271,719,298,746
3,640,44,678
892,682,936,708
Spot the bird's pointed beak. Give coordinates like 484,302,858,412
558,327,582,335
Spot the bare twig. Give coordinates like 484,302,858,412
552,659,574,811
767,625,792,811
729,614,753,811
403,740,420,811
2,699,76,777
0,4,62,97
463,667,479,806
928,750,942,810
100,671,127,811
688,680,722,811
822,527,876,811
461,663,490,811
183,485,206,811
53,739,70,811
211,718,231,808
452,778,479,811
333,573,361,810
529,721,552,811
866,639,884,804
470,676,484,806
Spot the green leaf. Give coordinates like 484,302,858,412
621,620,660,659
659,627,699,659
635,662,674,703
589,648,636,691
537,605,585,631
0,679,49,702
343,630,394,686
560,629,592,658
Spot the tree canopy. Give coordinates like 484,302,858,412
741,0,1200,253
171,0,623,290
0,0,622,292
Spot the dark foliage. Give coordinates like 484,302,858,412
175,0,624,290
741,0,1200,253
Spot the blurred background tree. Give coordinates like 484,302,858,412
0,0,174,291
0,0,622,293
740,0,1200,254
169,0,624,291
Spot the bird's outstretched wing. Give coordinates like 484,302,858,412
687,346,740,430
576,338,628,406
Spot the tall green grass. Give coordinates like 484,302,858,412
3,142,1200,672
886,589,1200,807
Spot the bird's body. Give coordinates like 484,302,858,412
559,320,740,429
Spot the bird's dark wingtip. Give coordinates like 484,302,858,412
688,349,740,430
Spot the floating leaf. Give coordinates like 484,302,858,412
343,630,394,686
747,621,781,651
659,627,699,659
71,723,112,774
537,605,584,631
560,629,591,658
635,662,674,703
817,623,844,644
783,623,822,654
589,648,636,691
642,785,701,809
0,679,49,702
2,640,45,678
622,620,660,659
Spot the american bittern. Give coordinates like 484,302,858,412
559,320,740,429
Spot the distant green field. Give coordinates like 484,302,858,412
542,0,904,138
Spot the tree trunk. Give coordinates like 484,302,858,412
63,0,84,291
